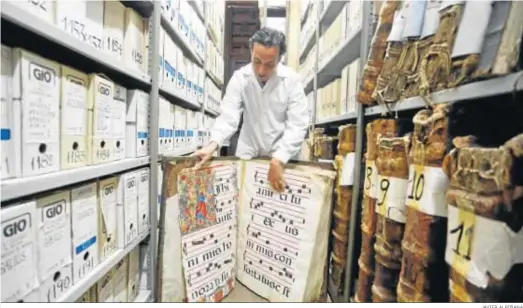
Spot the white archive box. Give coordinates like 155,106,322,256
174,106,186,151
87,74,114,165
55,1,87,43
112,84,127,161
13,49,61,177
340,64,349,115
103,0,125,60
36,190,72,281
123,8,146,74
1,45,18,180
137,168,150,235
187,62,195,98
197,67,204,104
97,270,115,303
39,264,73,302
195,112,203,146
157,97,168,155
139,244,150,290
60,65,89,170
127,246,141,302
85,0,104,50
116,171,139,248
347,58,360,113
112,257,129,302
185,109,195,149
10,0,55,24
126,90,150,158
163,34,177,90
98,176,119,262
158,27,165,87
176,53,186,92
71,182,99,285
1,201,39,302
142,19,150,77
166,103,175,153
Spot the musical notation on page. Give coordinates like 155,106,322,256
243,251,295,284
249,198,306,225
253,169,312,195
246,223,300,252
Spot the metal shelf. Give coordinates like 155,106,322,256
300,29,317,60
365,72,523,116
58,231,151,302
206,68,224,89
317,28,362,88
158,146,199,162
205,108,220,117
1,157,151,203
188,0,204,22
161,13,203,67
319,0,348,33
160,85,201,110
1,2,151,87
315,112,357,126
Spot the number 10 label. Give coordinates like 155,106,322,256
406,165,449,217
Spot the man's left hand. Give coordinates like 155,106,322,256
268,158,285,193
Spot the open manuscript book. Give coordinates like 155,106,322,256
156,157,336,302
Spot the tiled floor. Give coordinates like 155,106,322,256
221,280,332,303
222,281,268,302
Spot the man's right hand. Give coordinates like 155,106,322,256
194,142,219,169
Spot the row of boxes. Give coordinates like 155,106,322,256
158,27,205,106
314,57,360,122
161,0,206,61
300,1,317,52
0,169,150,302
207,37,225,86
206,77,222,113
0,45,150,180
157,98,209,155
300,44,316,85
206,0,225,56
11,1,148,75
76,246,141,303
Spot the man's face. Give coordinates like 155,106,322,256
251,43,280,82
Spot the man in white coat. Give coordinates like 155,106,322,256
194,27,309,192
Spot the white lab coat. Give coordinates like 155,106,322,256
210,63,309,164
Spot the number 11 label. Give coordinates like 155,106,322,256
445,204,523,289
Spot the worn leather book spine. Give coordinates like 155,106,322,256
355,120,400,302
397,105,450,303
330,125,356,291
373,41,405,106
358,0,401,105
418,3,465,96
443,134,523,303
372,135,411,303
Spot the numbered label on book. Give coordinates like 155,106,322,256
406,164,448,217
375,175,408,223
363,161,378,198
445,205,523,288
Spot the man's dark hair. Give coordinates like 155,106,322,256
249,27,287,57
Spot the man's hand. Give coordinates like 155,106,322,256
194,142,219,169
268,158,285,193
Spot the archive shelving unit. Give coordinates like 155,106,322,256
301,0,523,303
0,0,224,303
